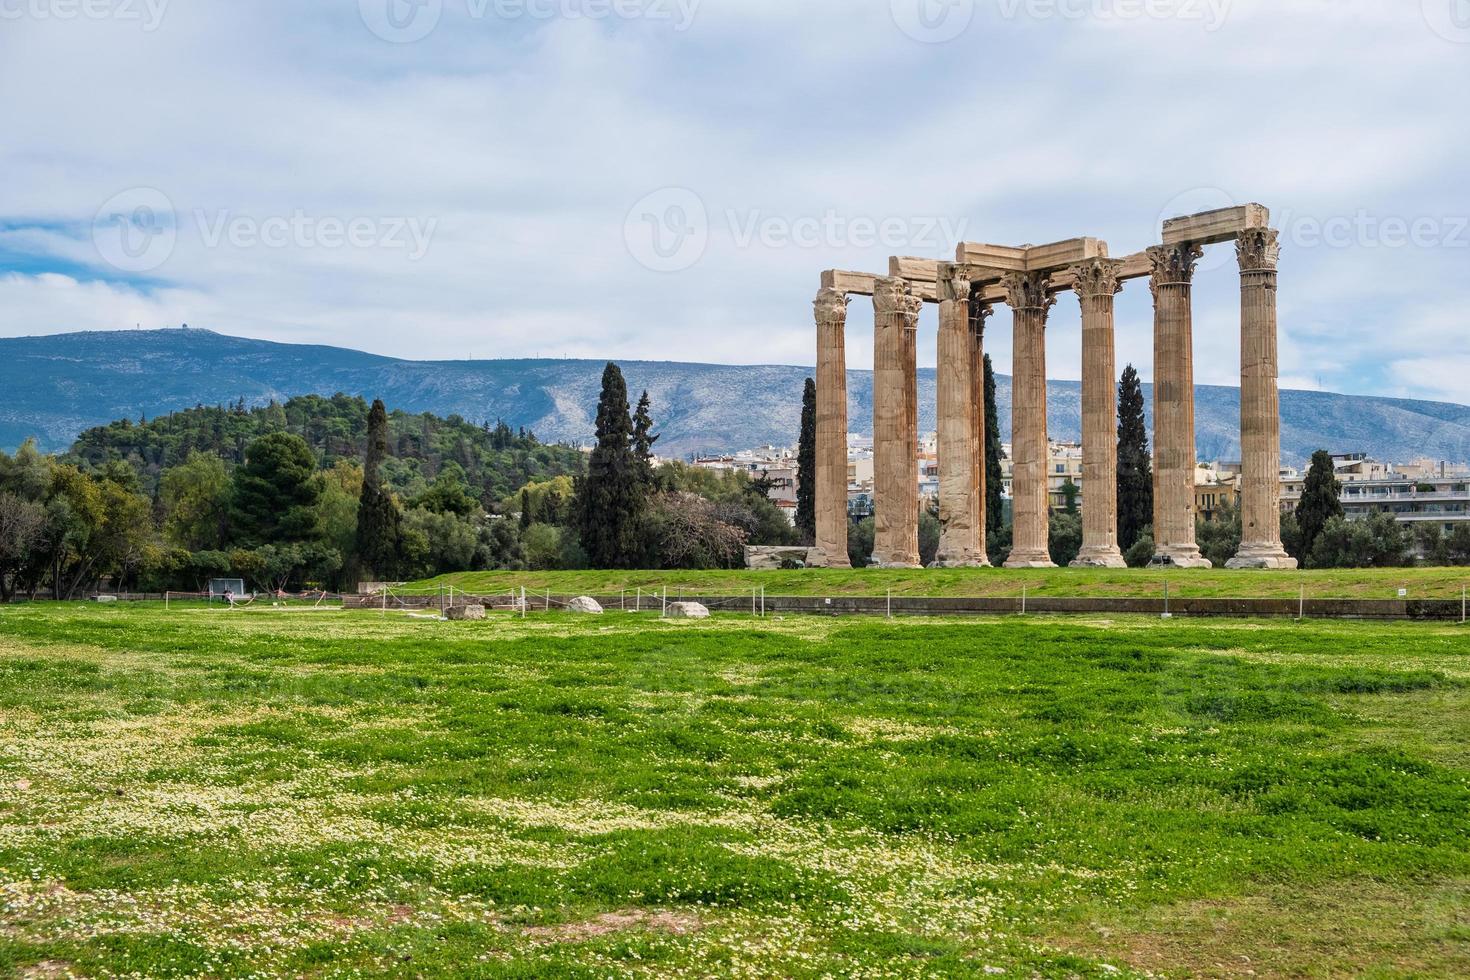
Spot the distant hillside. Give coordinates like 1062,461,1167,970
4,328,1469,466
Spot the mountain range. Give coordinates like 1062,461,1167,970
3,328,1469,468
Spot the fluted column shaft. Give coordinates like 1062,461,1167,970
935,271,985,567
971,296,992,563
1228,229,1298,569
1071,260,1127,568
813,287,852,568
872,277,922,568
1003,272,1057,568
1148,243,1211,567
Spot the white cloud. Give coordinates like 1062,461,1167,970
0,0,1466,407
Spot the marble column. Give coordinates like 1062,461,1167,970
1070,259,1128,568
934,269,985,566
970,293,994,564
1002,271,1057,568
1148,243,1211,568
872,277,922,568
1227,229,1298,569
812,287,853,568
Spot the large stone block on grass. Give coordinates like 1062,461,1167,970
568,596,604,615
665,602,710,620
446,604,486,621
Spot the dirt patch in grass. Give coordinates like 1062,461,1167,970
1047,878,1470,977
523,909,703,943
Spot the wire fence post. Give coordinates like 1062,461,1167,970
636,587,641,613
1462,584,1466,625
1161,581,1169,620
544,589,550,612
886,587,892,620
520,586,527,620
752,587,757,617
1021,585,1027,617
662,587,667,617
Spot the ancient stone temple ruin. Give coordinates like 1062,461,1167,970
810,204,1297,571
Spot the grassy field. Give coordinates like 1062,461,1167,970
413,566,1470,601
0,604,1468,977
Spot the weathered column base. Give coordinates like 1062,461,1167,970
1070,548,1127,569
1226,547,1298,570
870,555,922,570
1152,547,1213,569
1004,550,1057,569
807,548,852,570
931,554,991,569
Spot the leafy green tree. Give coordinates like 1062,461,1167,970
1060,478,1080,516
984,355,1005,540
633,390,659,490
159,451,230,550
1049,511,1083,567
847,516,874,568
354,400,401,579
1295,449,1343,565
521,523,563,571
796,377,817,544
412,462,478,517
1117,365,1152,552
1197,501,1242,568
578,363,644,569
231,433,322,547
1446,523,1470,566
1309,513,1408,568
0,492,46,602
1124,528,1155,568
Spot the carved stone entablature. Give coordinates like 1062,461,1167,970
813,287,850,323
874,277,923,319
1070,258,1124,302
936,264,972,304
1147,242,1205,294
999,271,1056,312
1236,228,1281,273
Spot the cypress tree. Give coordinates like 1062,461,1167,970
1295,449,1343,564
632,390,659,489
578,363,644,569
354,399,402,579
795,377,817,544
1116,364,1153,551
983,354,1005,539
519,488,533,531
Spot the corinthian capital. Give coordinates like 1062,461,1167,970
1236,228,1281,273
1070,258,1124,303
813,287,850,324
1147,243,1205,290
873,277,922,319
937,264,972,304
968,294,994,337
1000,271,1055,312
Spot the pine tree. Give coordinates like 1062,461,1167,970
632,390,659,489
1295,449,1343,564
353,399,402,579
983,354,1005,539
578,364,644,569
230,432,323,546
1116,364,1153,551
795,377,817,544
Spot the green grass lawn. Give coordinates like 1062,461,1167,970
1,604,1468,977
413,565,1470,601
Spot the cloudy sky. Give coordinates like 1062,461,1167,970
1,0,1467,403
